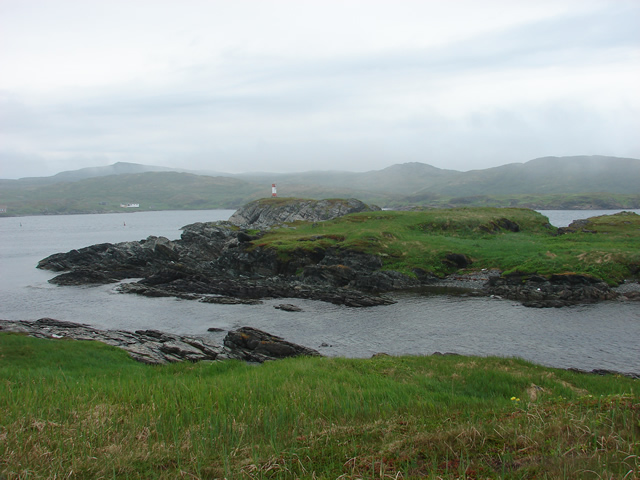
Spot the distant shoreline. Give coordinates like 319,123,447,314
3,206,640,220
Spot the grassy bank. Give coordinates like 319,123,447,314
1,333,638,479
252,207,640,284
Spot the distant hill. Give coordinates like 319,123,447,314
0,172,267,215
236,156,639,197
1,155,638,215
236,162,461,196
418,156,640,196
3,162,219,186
50,162,182,182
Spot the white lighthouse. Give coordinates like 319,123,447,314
272,183,277,197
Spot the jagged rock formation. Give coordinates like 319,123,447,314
38,218,398,307
224,327,321,362
228,197,380,228
0,318,321,365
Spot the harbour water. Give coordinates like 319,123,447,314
0,209,638,373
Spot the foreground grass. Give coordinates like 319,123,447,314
1,333,638,479
253,207,640,284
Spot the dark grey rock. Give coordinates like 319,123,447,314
485,273,618,308
223,326,321,362
38,211,398,308
443,253,473,269
274,304,303,312
0,319,321,365
199,296,263,305
48,269,119,285
228,198,380,229
567,367,639,380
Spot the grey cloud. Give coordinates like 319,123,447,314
1,3,638,178
310,5,640,77
25,4,637,128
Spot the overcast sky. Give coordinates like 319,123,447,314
1,0,639,179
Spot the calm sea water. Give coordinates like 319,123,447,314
538,209,640,228
0,209,638,373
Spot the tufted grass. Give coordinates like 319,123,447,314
251,208,640,284
1,332,638,479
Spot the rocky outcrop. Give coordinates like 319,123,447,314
557,211,640,235
223,327,322,363
116,278,395,307
274,304,303,312
37,219,398,307
41,235,184,284
486,273,618,307
228,198,380,228
0,318,321,365
557,218,596,235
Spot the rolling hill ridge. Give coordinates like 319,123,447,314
1,156,638,215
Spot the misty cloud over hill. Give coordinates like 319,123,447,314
1,156,638,215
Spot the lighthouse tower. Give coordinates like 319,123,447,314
271,183,277,197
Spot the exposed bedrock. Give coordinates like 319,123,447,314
486,273,619,307
228,197,380,229
224,326,322,363
38,221,400,307
0,318,321,365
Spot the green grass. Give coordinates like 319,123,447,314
249,208,640,284
1,333,638,479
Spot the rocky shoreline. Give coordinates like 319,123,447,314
34,201,640,309
0,318,321,364
35,220,640,309
2,318,637,379
36,221,399,308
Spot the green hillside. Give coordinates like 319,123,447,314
421,156,640,196
1,156,639,215
0,172,266,215
238,156,640,197
239,162,461,196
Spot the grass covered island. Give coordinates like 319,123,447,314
36,203,640,307
248,205,640,288
1,333,638,479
